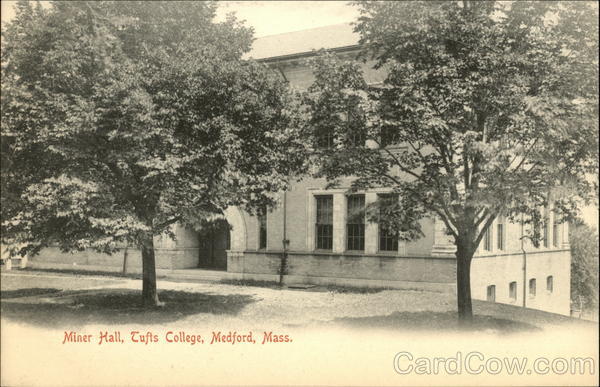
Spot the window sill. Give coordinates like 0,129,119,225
377,250,400,256
313,249,335,254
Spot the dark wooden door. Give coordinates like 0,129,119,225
198,220,229,270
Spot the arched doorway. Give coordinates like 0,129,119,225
197,219,230,270
196,207,246,270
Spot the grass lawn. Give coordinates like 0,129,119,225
1,269,595,333
1,270,598,386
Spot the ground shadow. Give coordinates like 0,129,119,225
1,288,63,299
1,288,255,328
328,311,541,334
472,300,596,329
219,279,393,294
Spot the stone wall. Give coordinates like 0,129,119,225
28,246,200,271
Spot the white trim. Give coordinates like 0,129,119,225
333,193,346,253
223,207,246,251
365,193,378,254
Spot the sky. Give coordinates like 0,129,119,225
1,1,359,37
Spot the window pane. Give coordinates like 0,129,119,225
380,126,398,147
347,195,365,251
317,127,335,149
378,194,399,252
529,278,536,297
483,226,492,251
487,285,496,302
258,212,267,249
542,209,549,248
497,219,504,250
316,196,333,250
346,108,365,147
546,276,553,292
509,281,517,300
533,220,541,248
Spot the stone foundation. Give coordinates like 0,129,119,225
228,249,456,286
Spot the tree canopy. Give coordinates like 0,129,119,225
570,221,599,313
1,1,307,304
304,0,599,319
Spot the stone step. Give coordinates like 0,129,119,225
164,269,241,282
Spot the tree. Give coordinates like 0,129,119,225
1,1,306,306
570,221,599,314
304,1,598,321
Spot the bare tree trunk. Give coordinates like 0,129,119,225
141,235,161,307
122,244,128,275
456,241,474,323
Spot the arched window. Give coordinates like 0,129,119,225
258,208,267,250
546,276,553,293
509,281,517,300
529,278,537,297
486,285,496,302
497,216,505,250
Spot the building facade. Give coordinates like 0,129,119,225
27,24,571,315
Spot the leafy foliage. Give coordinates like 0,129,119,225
1,1,307,256
304,1,598,318
570,221,599,312
305,1,598,250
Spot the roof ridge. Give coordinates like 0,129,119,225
254,22,354,39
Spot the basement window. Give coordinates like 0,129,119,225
509,281,517,301
486,285,496,302
529,278,537,297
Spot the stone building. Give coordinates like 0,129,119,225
28,24,572,315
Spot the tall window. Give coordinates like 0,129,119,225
487,285,496,302
348,107,365,148
378,194,399,252
542,210,549,248
346,195,365,251
509,281,517,301
497,216,505,251
316,126,335,149
380,125,399,148
483,225,493,251
553,219,560,247
258,211,267,250
546,276,553,293
533,219,541,248
349,130,365,148
529,278,537,297
316,195,333,250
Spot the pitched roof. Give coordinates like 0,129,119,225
246,23,360,60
